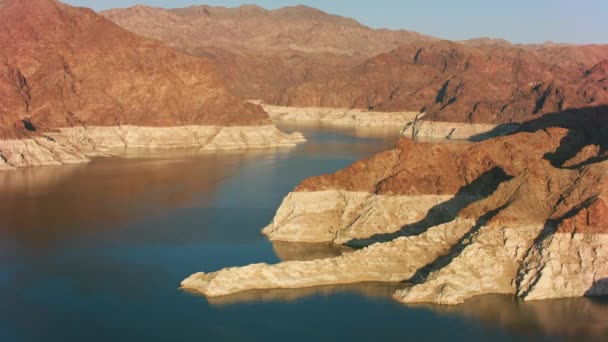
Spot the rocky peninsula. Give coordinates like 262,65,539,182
182,107,608,305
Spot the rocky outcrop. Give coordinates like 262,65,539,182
183,111,608,305
0,0,304,170
516,195,608,301
182,217,477,297
261,191,454,244
0,138,90,169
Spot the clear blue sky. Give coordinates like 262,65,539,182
64,0,608,44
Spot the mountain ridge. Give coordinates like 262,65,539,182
0,0,305,168
104,3,608,124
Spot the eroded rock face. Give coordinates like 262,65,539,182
0,0,304,169
271,41,608,125
516,196,608,301
262,191,454,244
0,138,90,169
183,113,608,305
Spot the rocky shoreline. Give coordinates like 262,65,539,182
0,125,305,170
260,103,420,126
402,116,520,140
182,123,608,305
261,103,514,140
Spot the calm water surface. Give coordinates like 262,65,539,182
0,123,607,341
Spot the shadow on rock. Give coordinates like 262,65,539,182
470,105,608,168
406,202,509,284
515,196,601,297
347,166,512,248
586,278,608,297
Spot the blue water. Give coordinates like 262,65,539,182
0,124,606,341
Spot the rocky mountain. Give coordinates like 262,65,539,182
0,0,304,170
182,105,608,304
271,41,608,124
102,4,434,98
104,4,608,127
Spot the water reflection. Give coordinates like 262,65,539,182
275,120,404,140
204,281,608,341
0,150,265,248
201,282,404,306
207,240,608,341
0,126,409,342
418,295,608,341
272,241,354,261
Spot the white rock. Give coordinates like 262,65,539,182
260,103,420,127
182,218,476,297
394,224,544,305
402,119,519,140
262,190,454,243
0,125,306,170
517,232,608,301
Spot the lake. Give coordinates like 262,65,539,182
0,123,606,341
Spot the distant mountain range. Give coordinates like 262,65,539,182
104,4,608,124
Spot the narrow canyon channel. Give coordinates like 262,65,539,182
0,123,606,342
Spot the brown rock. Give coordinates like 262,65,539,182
557,196,608,234
103,4,608,126
271,41,608,124
102,4,435,99
0,0,269,141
